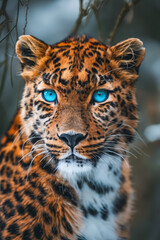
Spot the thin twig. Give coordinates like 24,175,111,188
19,0,25,6
15,0,20,41
0,0,8,15
91,0,105,41
0,19,8,32
70,0,90,36
10,0,21,88
23,0,30,34
0,0,9,38
0,25,16,43
0,24,9,96
107,0,140,44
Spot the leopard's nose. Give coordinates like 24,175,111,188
58,133,87,150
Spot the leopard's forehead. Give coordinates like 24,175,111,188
39,36,115,96
51,35,107,58
50,36,109,74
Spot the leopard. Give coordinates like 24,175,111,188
0,35,145,240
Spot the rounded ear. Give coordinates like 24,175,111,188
108,38,145,73
16,35,50,80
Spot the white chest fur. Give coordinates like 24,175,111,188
58,155,122,240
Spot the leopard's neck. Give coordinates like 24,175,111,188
59,155,123,240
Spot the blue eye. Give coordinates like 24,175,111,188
92,89,109,103
42,90,57,102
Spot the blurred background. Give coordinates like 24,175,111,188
0,0,160,239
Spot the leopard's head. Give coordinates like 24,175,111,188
16,35,145,175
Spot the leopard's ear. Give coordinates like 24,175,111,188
108,38,145,75
16,35,50,80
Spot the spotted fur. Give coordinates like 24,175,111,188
0,35,145,240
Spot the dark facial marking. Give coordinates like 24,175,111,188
29,131,42,144
0,180,12,194
51,181,78,206
2,199,15,219
113,192,128,214
16,204,26,215
33,223,43,239
42,211,52,224
0,216,6,231
26,203,37,218
7,223,19,236
22,229,32,240
100,205,109,220
52,226,58,235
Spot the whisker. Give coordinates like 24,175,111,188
12,127,26,145
22,137,42,149
122,123,146,145
43,156,54,168
25,158,34,183
25,150,48,182
40,153,50,162
19,151,32,162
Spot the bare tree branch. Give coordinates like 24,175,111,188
0,25,16,43
107,0,140,44
10,0,22,87
0,0,10,41
0,19,8,32
70,0,109,40
15,0,20,41
91,0,105,41
23,0,30,34
0,0,8,16
70,0,91,36
0,23,9,96
0,0,30,94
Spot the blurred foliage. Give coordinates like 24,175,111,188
0,0,160,240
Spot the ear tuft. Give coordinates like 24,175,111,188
110,38,145,73
16,35,49,77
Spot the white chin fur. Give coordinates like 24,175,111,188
58,160,92,177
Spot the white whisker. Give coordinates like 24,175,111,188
25,150,48,182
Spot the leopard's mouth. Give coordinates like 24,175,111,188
64,154,86,163
58,153,93,175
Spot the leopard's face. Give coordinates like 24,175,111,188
17,35,145,174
